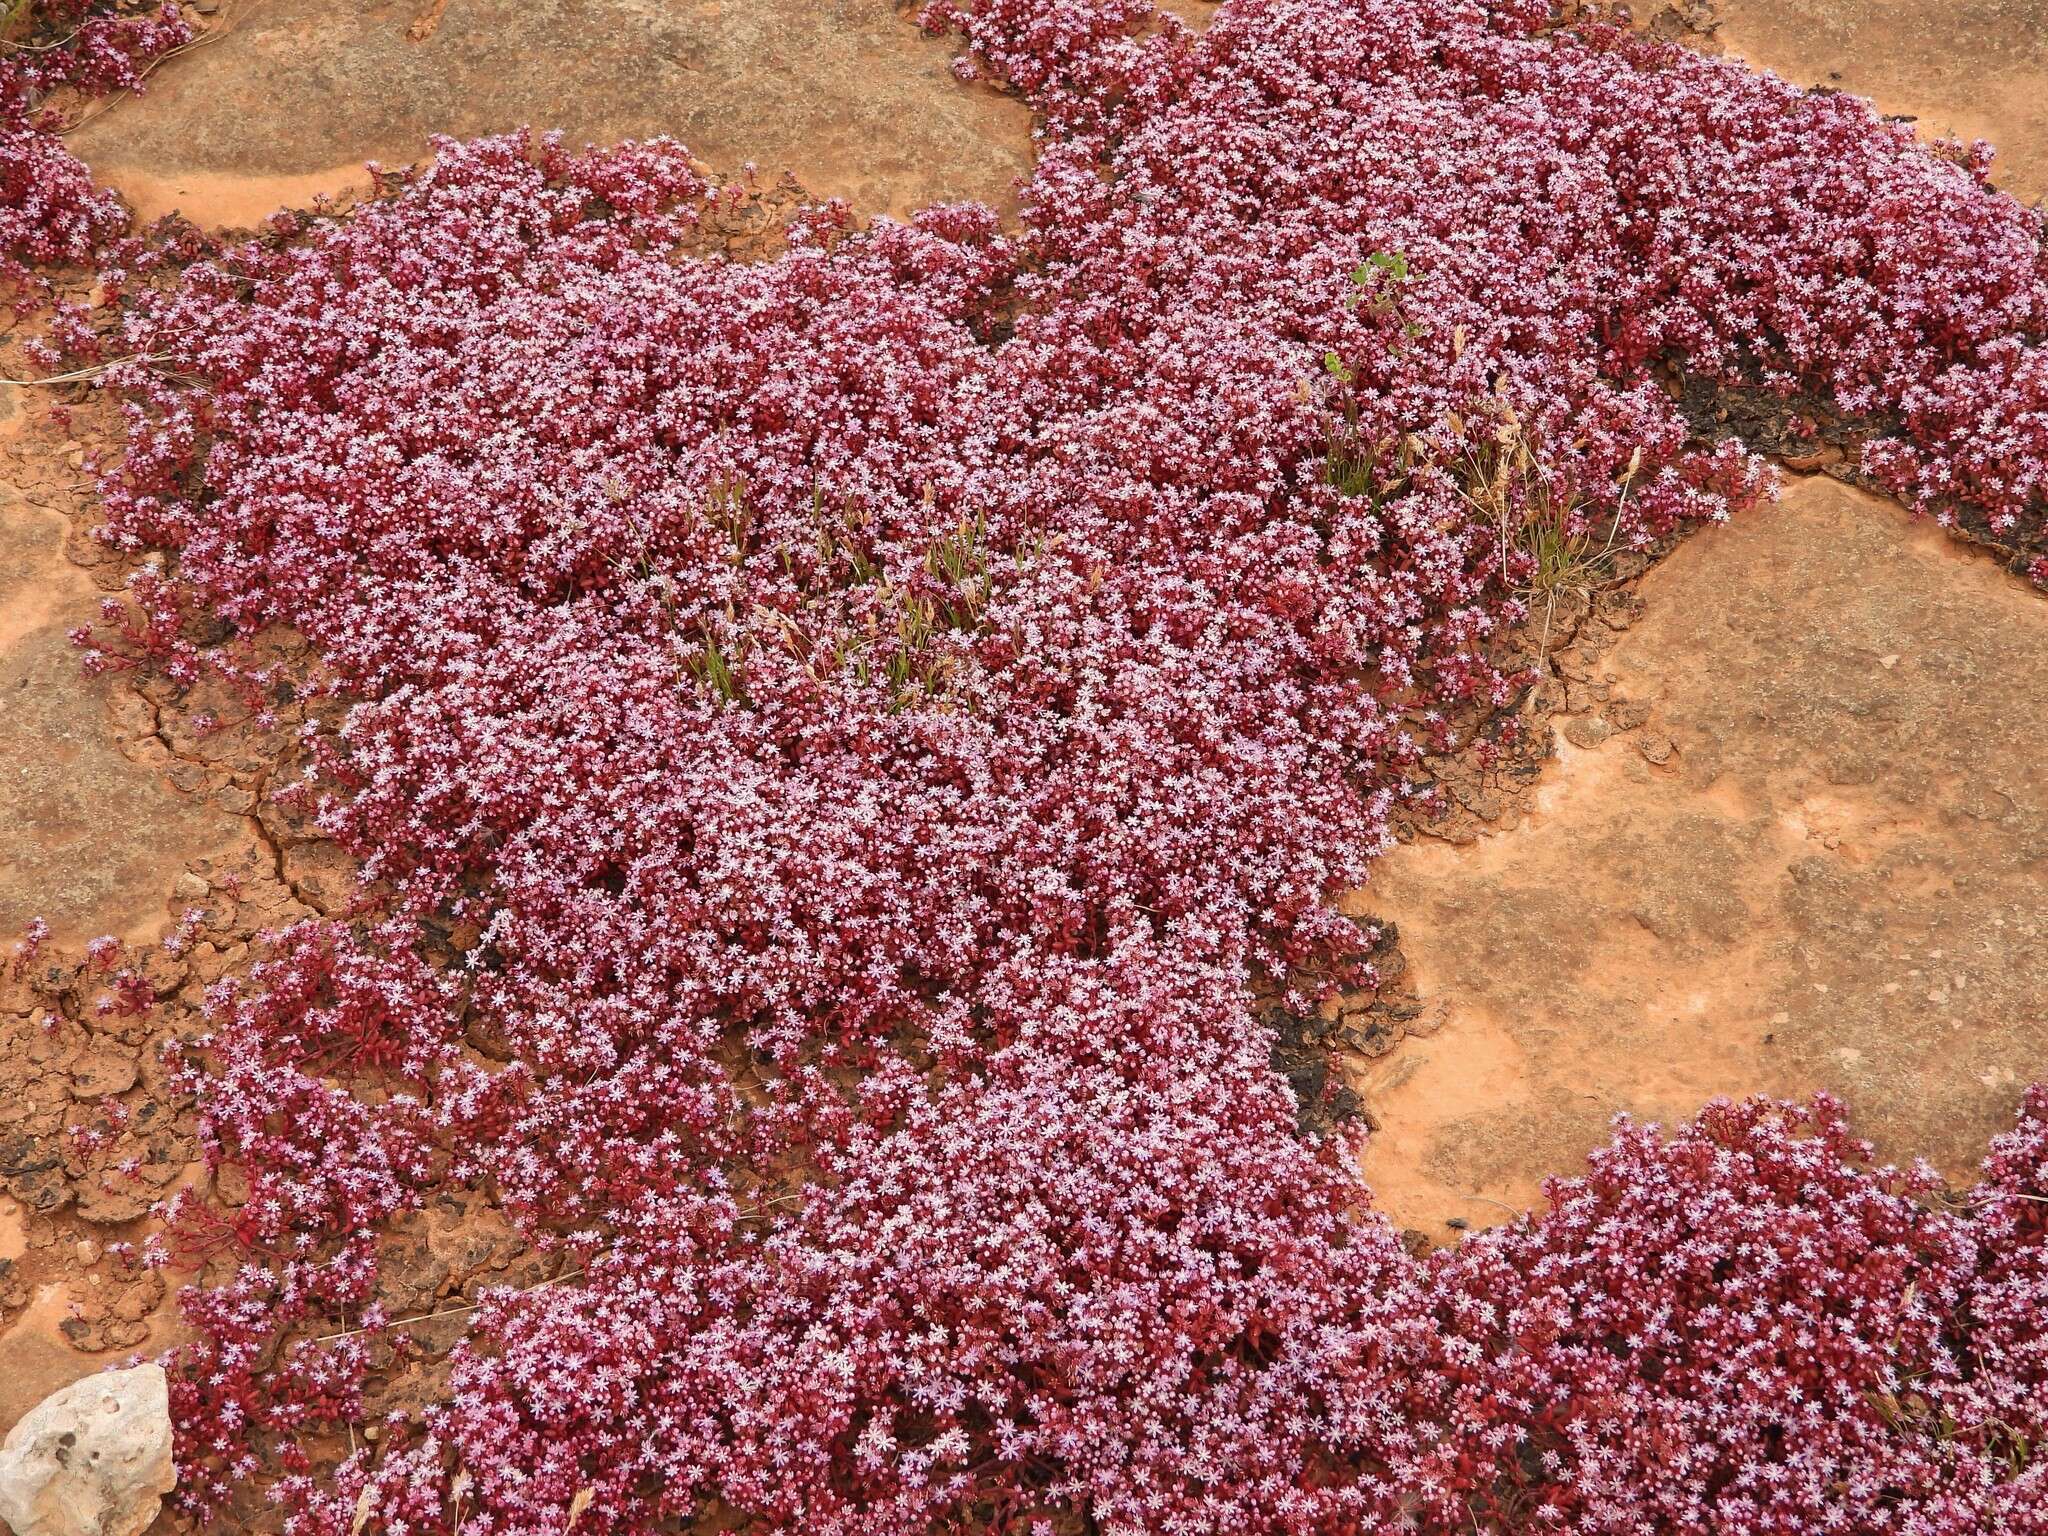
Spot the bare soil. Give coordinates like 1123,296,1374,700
66,0,1034,226
1,0,2045,1486
1,372,333,1420
1706,0,2048,204
1332,0,2048,1236
0,394,250,949
1350,478,2048,1234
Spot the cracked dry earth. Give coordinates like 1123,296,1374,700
1,382,350,1428
1,0,2047,1498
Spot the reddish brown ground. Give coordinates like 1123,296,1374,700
1351,479,2048,1232
0,395,248,948
1,376,334,1420
1,0,2045,1489
1709,0,2048,204
1341,0,2048,1236
65,0,1034,226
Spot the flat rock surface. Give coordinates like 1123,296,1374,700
67,0,1034,226
1353,478,2048,1230
1708,0,2048,202
0,390,242,947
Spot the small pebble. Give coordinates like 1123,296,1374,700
1606,697,1651,732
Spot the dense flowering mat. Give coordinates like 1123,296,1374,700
0,1,187,310
14,0,2048,1531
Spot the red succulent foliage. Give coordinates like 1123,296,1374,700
1430,1095,2046,1532
0,1,189,312
33,0,2048,1531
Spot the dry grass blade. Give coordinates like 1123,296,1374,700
0,352,169,386
1455,407,1641,663
60,0,265,135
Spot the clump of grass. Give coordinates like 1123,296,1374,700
859,507,995,710
756,489,1006,710
1453,405,1641,658
1344,248,1419,334
608,478,1004,710
1320,387,1642,662
603,482,755,705
688,626,744,702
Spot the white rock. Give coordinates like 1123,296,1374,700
0,1364,175,1536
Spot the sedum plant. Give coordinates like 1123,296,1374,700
32,0,2048,1531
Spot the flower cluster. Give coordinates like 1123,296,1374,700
67,0,2048,1531
0,1,190,311
1432,1095,2048,1532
